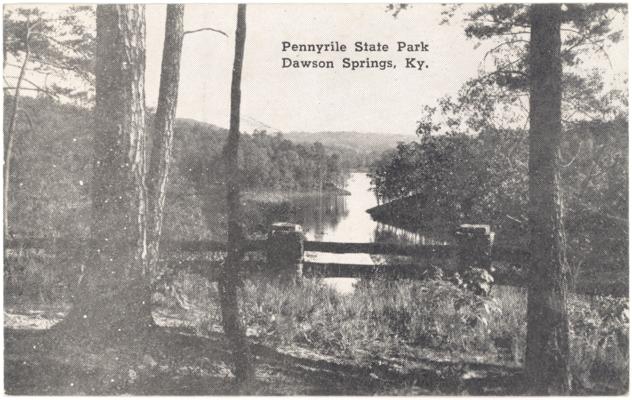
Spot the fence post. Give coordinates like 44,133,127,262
455,224,494,272
267,222,304,282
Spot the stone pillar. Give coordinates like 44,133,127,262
267,222,304,281
455,224,494,272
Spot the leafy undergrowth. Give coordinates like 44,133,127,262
5,269,628,395
156,270,628,394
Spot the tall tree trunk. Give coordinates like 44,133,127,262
220,4,255,387
54,4,152,344
4,23,30,237
147,4,185,279
524,4,571,394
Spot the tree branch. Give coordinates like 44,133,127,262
561,141,582,168
4,75,59,98
5,62,59,76
17,107,35,131
183,27,228,37
31,32,93,60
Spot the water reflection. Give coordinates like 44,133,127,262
301,173,374,242
245,173,453,294
374,223,451,246
288,172,451,246
277,173,449,294
287,193,348,241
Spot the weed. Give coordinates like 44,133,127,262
6,253,628,394
167,271,627,392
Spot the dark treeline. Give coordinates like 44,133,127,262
179,122,349,192
5,96,349,239
369,117,628,279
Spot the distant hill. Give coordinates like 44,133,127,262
166,118,407,170
281,131,416,152
5,97,351,239
198,118,416,153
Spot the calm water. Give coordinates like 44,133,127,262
303,172,378,242
282,172,448,293
286,172,451,245
299,173,376,293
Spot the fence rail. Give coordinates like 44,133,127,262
5,224,627,297
5,237,525,265
4,223,525,277
304,241,457,258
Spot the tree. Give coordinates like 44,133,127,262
4,6,95,237
524,5,570,393
3,11,33,237
374,4,625,392
53,4,152,343
147,4,185,279
219,4,255,386
433,5,626,138
454,5,624,393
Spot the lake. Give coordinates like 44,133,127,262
275,172,450,293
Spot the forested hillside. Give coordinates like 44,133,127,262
283,130,414,152
369,117,628,285
283,131,413,170
5,96,349,239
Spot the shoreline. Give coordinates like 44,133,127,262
243,188,351,203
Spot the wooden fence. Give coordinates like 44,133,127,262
5,223,529,280
6,223,627,296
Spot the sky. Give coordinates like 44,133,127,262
5,4,629,136
143,4,501,135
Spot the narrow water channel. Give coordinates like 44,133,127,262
301,173,377,293
289,172,447,294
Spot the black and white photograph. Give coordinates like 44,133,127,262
2,2,629,395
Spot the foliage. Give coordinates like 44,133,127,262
281,131,412,170
4,6,95,104
420,265,444,281
6,251,628,394
451,4,626,123
236,276,502,355
369,128,528,238
172,121,349,194
369,132,500,217
369,107,627,274
568,295,629,390
4,96,93,239
5,97,350,240
145,270,628,393
460,267,495,297
4,248,67,303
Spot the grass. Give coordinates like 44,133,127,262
155,268,628,394
5,252,629,395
